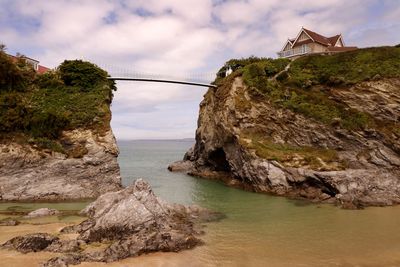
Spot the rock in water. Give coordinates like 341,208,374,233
1,179,221,266
24,208,60,218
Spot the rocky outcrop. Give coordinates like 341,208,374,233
24,208,60,218
1,233,81,254
0,218,20,226
170,77,400,208
1,179,220,266
0,129,122,201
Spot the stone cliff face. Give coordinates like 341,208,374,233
0,128,122,201
172,75,400,208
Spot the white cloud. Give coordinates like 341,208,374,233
1,0,399,139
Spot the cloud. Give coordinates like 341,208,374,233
1,0,399,139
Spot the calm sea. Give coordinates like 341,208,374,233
115,140,400,267
1,139,400,266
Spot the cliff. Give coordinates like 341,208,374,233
170,46,400,208
0,56,121,201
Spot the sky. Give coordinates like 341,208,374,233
1,0,399,140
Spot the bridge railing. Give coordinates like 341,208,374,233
99,65,215,84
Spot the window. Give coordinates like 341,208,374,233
301,44,308,54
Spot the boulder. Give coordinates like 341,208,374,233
167,160,194,172
24,208,60,218
1,179,221,266
1,233,58,253
0,218,20,226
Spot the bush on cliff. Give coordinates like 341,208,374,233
217,57,290,78
58,60,116,91
233,47,400,131
34,71,64,90
286,46,400,87
0,52,35,92
0,53,116,152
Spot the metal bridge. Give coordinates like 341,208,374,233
108,77,216,88
102,65,217,88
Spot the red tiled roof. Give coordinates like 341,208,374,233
37,65,50,74
292,39,314,47
302,28,333,46
327,35,341,46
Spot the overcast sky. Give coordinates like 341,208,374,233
1,0,399,139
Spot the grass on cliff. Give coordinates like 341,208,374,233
0,52,116,153
241,65,373,131
241,132,346,170
286,46,400,88
214,56,290,86
228,46,400,131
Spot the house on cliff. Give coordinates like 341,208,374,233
277,27,357,59
8,53,50,74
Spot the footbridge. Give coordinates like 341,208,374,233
104,67,217,88
108,77,216,88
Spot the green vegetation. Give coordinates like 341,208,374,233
214,56,290,85
241,132,345,170
0,51,116,153
0,52,35,92
223,47,400,131
217,46,400,165
242,67,373,131
286,46,400,88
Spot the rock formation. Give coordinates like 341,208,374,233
0,129,122,201
0,58,122,201
24,208,60,218
170,49,400,209
1,179,220,266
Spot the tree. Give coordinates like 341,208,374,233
0,43,6,52
0,51,33,92
58,60,116,92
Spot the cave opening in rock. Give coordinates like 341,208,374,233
208,148,231,172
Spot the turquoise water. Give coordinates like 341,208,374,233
1,140,400,266
116,140,400,266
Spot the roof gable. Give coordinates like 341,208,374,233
280,39,293,52
327,35,340,46
334,35,345,47
291,28,315,48
302,28,332,46
292,28,342,47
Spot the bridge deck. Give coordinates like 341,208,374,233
108,77,217,88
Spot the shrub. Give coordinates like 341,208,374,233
58,60,115,91
31,137,65,153
0,52,33,92
0,93,30,132
28,111,70,138
34,71,64,89
0,55,115,152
